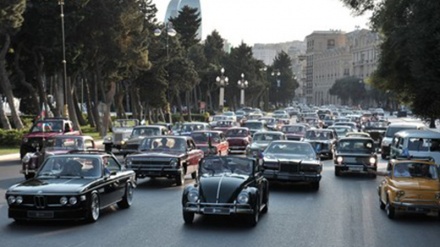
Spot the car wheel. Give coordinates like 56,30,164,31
87,192,100,223
175,169,185,186
335,167,341,177
311,182,320,191
261,200,268,214
247,203,260,227
104,144,112,152
191,170,197,180
117,183,134,209
386,198,395,219
379,198,386,210
183,211,194,224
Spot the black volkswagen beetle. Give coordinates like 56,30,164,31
6,151,136,223
182,156,269,226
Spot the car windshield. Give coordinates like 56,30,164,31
139,137,186,151
191,132,221,143
112,119,138,128
38,156,102,178
45,137,84,150
266,142,315,158
216,121,234,127
30,121,63,133
385,126,416,137
225,129,248,137
337,140,374,153
201,157,253,176
243,122,263,129
393,163,438,179
182,124,205,132
253,133,281,142
282,126,305,133
131,128,159,138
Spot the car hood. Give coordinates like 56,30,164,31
24,132,61,138
126,137,144,144
199,174,249,203
390,178,440,191
7,177,97,194
264,153,318,163
249,142,270,150
195,142,220,148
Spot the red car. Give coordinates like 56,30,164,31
191,130,229,156
225,127,252,154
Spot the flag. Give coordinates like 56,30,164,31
37,103,46,121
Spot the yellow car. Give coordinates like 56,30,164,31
377,159,440,219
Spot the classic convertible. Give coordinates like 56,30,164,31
182,156,269,226
6,151,136,223
378,159,440,219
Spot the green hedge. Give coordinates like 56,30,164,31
0,129,27,146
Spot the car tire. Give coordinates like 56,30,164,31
183,211,194,224
335,167,341,177
386,198,395,219
379,198,386,210
247,203,259,227
176,169,185,186
117,183,134,209
311,182,320,191
104,144,112,152
86,192,100,223
191,170,197,180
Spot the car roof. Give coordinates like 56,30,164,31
338,136,374,141
393,129,440,138
254,131,284,135
192,130,223,134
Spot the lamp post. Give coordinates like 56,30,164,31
59,0,68,118
216,68,229,112
237,73,249,107
154,22,177,123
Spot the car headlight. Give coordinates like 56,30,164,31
170,158,178,167
125,158,132,167
15,196,23,204
7,196,16,205
336,156,343,163
396,190,405,201
22,153,33,163
369,157,376,164
23,137,28,143
60,196,68,205
237,192,249,204
121,140,126,145
69,197,77,205
105,136,113,141
187,189,199,203
381,139,390,146
435,192,440,200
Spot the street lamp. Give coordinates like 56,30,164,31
216,68,229,112
237,73,249,107
271,70,281,107
59,0,68,118
154,22,177,123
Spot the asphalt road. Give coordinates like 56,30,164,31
0,154,439,247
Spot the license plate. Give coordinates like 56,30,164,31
350,167,363,172
27,210,54,218
230,146,241,150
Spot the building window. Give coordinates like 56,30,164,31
327,39,335,49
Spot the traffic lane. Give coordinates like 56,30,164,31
0,158,439,247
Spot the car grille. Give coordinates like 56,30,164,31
114,133,124,142
131,158,172,168
27,137,44,149
279,162,300,173
34,195,46,209
342,156,370,164
125,144,139,150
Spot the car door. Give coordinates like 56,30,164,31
186,139,201,174
101,156,127,205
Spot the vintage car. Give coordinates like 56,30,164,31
246,131,286,157
21,135,96,180
280,124,310,141
213,120,240,133
242,120,268,136
178,122,211,136
103,119,139,152
362,120,388,150
345,132,371,138
225,127,252,154
6,151,136,222
20,118,82,159
333,137,377,177
303,129,337,159
261,140,322,190
120,125,169,155
182,156,269,226
259,117,281,131
125,136,204,186
327,125,355,138
191,130,229,156
378,159,440,219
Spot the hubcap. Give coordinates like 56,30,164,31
127,185,133,205
91,194,99,220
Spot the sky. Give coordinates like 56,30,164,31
152,0,372,47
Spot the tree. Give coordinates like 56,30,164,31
341,0,440,126
329,76,366,106
0,0,26,129
271,51,298,107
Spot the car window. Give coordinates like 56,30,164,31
105,156,121,172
